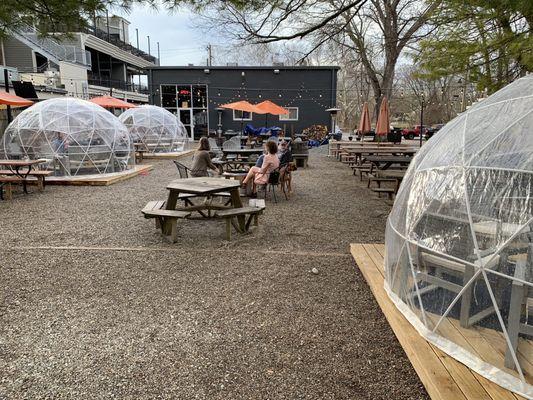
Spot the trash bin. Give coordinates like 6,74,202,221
387,128,402,144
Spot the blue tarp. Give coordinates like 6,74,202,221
244,124,283,136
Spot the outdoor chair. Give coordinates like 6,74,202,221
258,169,281,203
208,138,222,157
408,212,503,329
505,243,533,370
222,139,239,161
174,160,191,179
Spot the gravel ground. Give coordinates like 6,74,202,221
0,147,428,399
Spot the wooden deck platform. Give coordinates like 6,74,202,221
350,243,529,400
141,149,194,160
45,164,154,186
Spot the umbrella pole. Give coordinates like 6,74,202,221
265,114,268,128
4,69,13,123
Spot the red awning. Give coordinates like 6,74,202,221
89,95,137,109
0,91,33,107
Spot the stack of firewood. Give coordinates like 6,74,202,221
302,125,328,141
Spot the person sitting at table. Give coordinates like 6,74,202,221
190,137,219,177
242,141,279,196
278,140,292,167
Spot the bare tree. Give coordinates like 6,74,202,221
198,0,441,118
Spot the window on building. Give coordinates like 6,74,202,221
279,107,299,121
233,110,253,121
161,85,177,108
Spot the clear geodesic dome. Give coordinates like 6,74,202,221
385,75,533,398
0,98,133,177
119,105,187,153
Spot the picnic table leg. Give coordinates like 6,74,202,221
14,166,32,194
229,187,245,232
166,191,180,210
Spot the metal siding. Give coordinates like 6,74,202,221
149,68,338,134
3,37,35,72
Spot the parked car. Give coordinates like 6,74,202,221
425,124,445,140
402,125,427,140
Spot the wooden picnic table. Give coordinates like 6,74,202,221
222,148,265,157
0,159,48,194
165,177,246,230
343,147,417,165
363,155,413,173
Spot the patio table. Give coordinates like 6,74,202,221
165,177,246,230
363,155,413,173
0,159,48,193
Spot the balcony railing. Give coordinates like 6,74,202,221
86,26,157,64
15,25,92,68
88,76,150,94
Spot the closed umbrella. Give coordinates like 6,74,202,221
89,95,137,109
375,96,390,142
357,102,371,140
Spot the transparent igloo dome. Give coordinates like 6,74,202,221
385,75,533,397
0,97,133,177
119,105,187,153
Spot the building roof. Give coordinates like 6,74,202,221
148,65,340,71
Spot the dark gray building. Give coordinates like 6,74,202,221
147,66,339,139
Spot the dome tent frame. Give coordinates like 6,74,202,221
119,105,187,154
386,75,533,398
1,98,133,177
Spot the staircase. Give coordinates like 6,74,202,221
10,25,91,69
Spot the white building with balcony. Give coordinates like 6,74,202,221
0,16,156,103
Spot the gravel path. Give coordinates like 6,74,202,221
0,147,428,399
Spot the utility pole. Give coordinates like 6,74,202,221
105,9,110,41
207,44,213,66
147,35,151,56
157,42,160,66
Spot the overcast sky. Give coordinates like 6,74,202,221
116,4,212,66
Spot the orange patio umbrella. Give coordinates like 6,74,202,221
357,102,371,140
255,100,288,115
0,91,33,123
256,100,289,128
220,100,266,134
375,96,390,140
219,100,263,114
89,95,137,109
0,91,33,107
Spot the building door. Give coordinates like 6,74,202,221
160,84,209,140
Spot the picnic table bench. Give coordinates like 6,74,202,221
0,159,50,199
142,200,191,243
143,178,264,241
363,155,413,174
215,200,265,240
367,170,406,199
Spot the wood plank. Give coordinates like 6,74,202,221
351,243,528,400
365,245,500,399
350,244,468,400
45,164,153,186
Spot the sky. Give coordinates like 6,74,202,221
114,4,213,66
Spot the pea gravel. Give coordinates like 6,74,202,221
0,147,429,399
